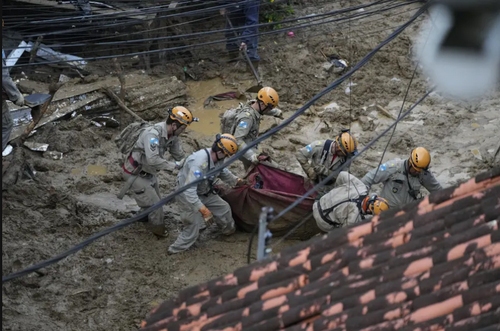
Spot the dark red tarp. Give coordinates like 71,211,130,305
221,164,320,240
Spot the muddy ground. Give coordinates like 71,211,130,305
2,1,499,330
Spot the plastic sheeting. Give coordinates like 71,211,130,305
221,164,320,240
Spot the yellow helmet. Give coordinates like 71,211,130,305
335,130,358,156
257,87,279,108
409,147,431,172
363,195,389,215
216,133,238,156
170,106,195,126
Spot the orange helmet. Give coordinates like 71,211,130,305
216,133,238,156
169,106,196,126
257,87,279,108
409,147,431,172
335,130,358,156
362,195,389,215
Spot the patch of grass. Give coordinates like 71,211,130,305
261,1,295,30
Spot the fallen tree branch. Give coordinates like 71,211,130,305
102,87,144,123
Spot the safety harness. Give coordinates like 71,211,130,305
316,195,367,227
202,148,217,196
316,139,345,185
319,139,333,166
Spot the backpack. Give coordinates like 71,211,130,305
114,122,151,155
220,102,245,134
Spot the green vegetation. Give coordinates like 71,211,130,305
260,1,295,30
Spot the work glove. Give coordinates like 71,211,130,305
199,206,214,226
306,168,317,181
273,108,283,119
313,165,327,176
175,158,185,170
249,154,260,165
258,153,270,162
235,178,247,187
14,94,24,107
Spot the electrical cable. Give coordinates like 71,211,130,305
6,0,399,46
2,2,428,283
4,1,422,68
366,62,420,194
20,0,398,48
6,0,247,27
365,9,434,193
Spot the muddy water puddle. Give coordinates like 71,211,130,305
71,164,107,176
185,78,244,136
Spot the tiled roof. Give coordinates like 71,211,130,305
141,167,500,331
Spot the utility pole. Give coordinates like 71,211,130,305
257,207,274,261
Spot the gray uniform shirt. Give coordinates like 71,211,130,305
177,148,238,210
361,158,442,209
313,171,368,232
2,57,22,102
296,140,347,179
232,101,281,162
125,122,185,175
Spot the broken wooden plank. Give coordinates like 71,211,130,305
375,104,396,120
102,87,144,122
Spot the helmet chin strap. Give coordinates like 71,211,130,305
257,100,265,114
170,122,185,137
215,151,225,161
257,100,271,114
359,195,370,215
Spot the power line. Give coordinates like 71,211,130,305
4,0,421,68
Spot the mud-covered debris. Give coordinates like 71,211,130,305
270,139,289,151
345,82,357,95
43,151,63,160
331,59,348,73
321,102,340,114
322,62,334,71
58,74,71,83
288,137,308,146
359,115,375,131
24,141,49,152
375,104,396,120
471,149,483,161
90,116,120,128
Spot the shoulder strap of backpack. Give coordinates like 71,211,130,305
131,124,159,154
320,139,333,165
230,103,247,134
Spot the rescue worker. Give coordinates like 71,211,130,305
168,133,245,254
231,86,282,170
120,106,195,237
313,171,389,232
2,47,24,157
220,0,260,65
296,129,358,186
361,147,442,209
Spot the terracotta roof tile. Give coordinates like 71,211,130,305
141,167,500,331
